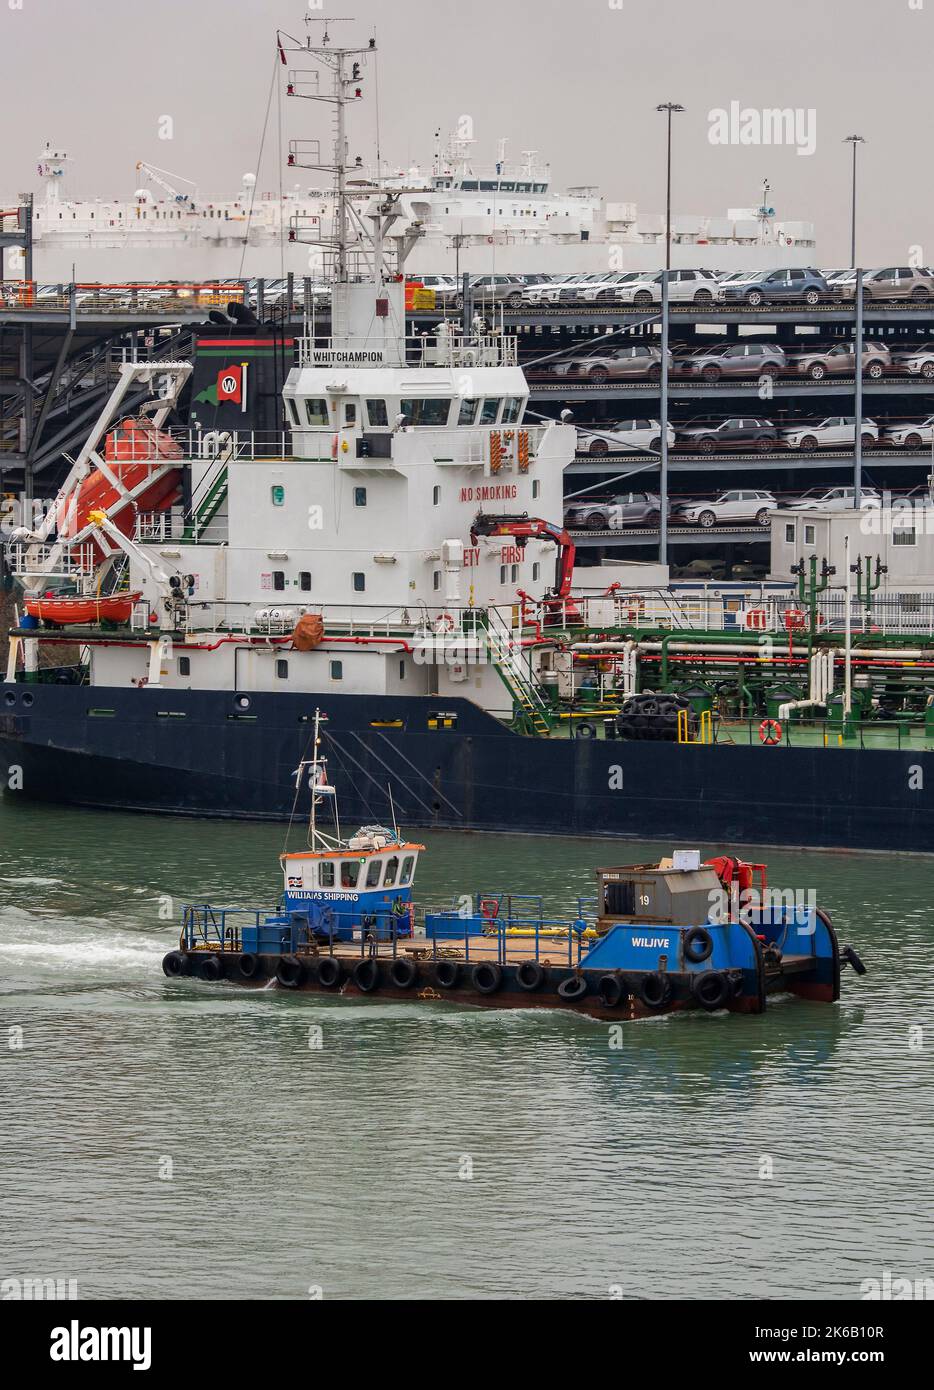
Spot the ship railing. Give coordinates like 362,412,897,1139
134,512,228,546
296,330,519,369
6,541,96,581
182,905,268,952
0,282,247,314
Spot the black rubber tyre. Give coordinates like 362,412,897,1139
698,510,716,529
389,957,418,990
702,365,721,381
162,950,187,978
638,972,672,1009
588,367,609,385
798,435,818,451
277,954,306,988
316,956,342,989
557,974,588,1002
755,508,771,526
238,952,264,981
198,953,224,983
865,361,884,379
903,433,922,449
433,959,460,990
683,926,714,964
353,958,380,993
589,439,609,456
516,960,545,992
808,363,826,380
745,289,764,306
599,973,625,1007
472,962,502,995
694,970,730,1011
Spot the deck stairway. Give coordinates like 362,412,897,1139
483,607,555,734
182,458,228,540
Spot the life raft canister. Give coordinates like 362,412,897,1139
759,717,782,746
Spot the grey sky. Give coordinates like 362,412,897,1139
1,0,930,265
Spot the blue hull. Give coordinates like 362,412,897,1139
0,685,931,853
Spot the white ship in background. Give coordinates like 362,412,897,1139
6,135,817,282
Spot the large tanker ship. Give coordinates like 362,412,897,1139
1,20,931,854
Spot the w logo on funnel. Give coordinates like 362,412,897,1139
217,364,245,404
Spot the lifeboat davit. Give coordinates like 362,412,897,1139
59,418,183,558
24,591,142,626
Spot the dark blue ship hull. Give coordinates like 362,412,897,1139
0,684,931,853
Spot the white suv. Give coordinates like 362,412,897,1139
576,418,676,455
882,415,934,448
675,489,778,528
615,269,719,305
781,417,880,451
789,487,882,511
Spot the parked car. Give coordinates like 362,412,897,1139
860,267,934,302
468,274,527,306
614,268,720,306
787,486,882,511
787,341,892,380
892,343,934,379
678,341,787,381
675,417,778,453
565,492,662,531
882,415,934,448
576,418,675,455
411,274,461,307
781,416,880,450
578,272,647,303
673,489,778,528
522,275,580,305
546,342,667,383
717,268,831,306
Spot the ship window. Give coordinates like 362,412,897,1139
532,480,540,499
383,856,399,887
365,858,383,888
433,571,441,590
399,660,406,680
318,860,335,888
299,571,311,590
178,656,191,676
271,485,285,506
400,398,452,426
500,566,508,583
276,659,289,679
804,525,816,546
340,860,361,888
432,485,441,505
365,399,389,427
533,563,540,581
511,565,518,582
479,399,502,425
330,660,343,681
502,397,522,424
893,526,917,546
400,855,415,885
354,487,367,507
304,398,329,426
273,571,285,591
458,398,479,425
286,398,300,426
344,402,357,426
353,572,366,592
784,523,796,544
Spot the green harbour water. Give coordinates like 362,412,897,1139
1,794,932,1300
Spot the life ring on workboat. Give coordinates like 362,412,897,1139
575,721,597,740
759,717,782,746
433,612,456,634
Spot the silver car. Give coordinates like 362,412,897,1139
678,341,787,381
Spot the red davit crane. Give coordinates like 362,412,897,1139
470,512,579,619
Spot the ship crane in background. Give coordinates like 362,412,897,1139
135,161,198,205
469,512,579,615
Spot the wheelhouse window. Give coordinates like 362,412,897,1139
383,856,399,887
502,397,523,424
457,398,479,425
400,398,452,426
400,855,415,885
365,399,389,427
340,860,361,888
479,399,502,425
304,398,329,426
286,398,300,426
365,858,383,888
318,860,335,888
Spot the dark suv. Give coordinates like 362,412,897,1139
675,417,778,453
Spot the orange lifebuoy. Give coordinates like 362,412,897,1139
784,608,806,632
434,612,455,634
759,718,782,746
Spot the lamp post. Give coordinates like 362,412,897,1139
656,103,684,272
843,135,865,267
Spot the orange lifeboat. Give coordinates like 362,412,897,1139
59,418,183,557
24,591,142,626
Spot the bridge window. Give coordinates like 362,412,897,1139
400,398,452,426
365,858,383,888
340,860,361,888
400,855,415,885
458,398,479,425
479,399,502,425
502,397,522,424
365,399,389,427
286,398,300,426
383,856,399,887
318,860,335,888
304,398,329,426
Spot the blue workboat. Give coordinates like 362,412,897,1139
163,744,866,1016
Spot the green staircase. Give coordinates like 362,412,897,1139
182,464,228,540
484,609,555,735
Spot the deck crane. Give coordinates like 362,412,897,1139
135,161,198,205
469,512,579,619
